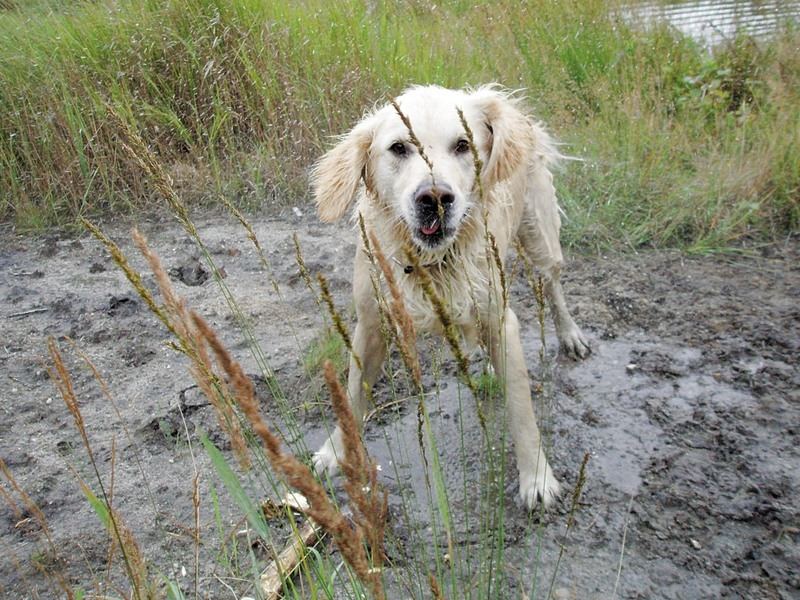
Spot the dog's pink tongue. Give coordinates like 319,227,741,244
421,218,440,235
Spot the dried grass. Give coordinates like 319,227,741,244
190,312,387,599
456,106,485,204
129,228,251,468
221,195,282,296
107,105,198,239
0,459,55,549
317,271,363,372
48,338,154,600
324,361,388,574
429,573,446,599
515,239,548,360
403,246,485,433
293,232,318,301
546,451,590,599
368,230,421,388
391,98,434,175
488,231,508,312
82,218,173,336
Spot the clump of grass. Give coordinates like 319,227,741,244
88,212,391,595
190,311,388,599
84,219,253,468
304,327,348,378
91,193,389,594
4,0,797,249
473,369,502,402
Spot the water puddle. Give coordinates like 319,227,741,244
308,325,749,534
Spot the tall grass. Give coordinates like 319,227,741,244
0,0,797,248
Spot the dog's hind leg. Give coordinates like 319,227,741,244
313,251,387,474
485,306,561,509
518,166,590,359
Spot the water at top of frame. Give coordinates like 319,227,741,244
620,0,800,47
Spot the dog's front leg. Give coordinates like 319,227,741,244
519,165,590,359
485,307,561,509
313,258,386,474
544,264,591,359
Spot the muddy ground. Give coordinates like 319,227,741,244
0,211,798,599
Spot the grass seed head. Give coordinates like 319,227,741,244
369,232,422,388
457,106,485,202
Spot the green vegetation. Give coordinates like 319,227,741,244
1,0,798,248
304,327,348,376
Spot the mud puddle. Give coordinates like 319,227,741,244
1,213,797,599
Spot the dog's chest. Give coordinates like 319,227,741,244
393,258,497,333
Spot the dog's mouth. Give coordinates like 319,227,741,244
415,214,451,247
420,217,441,237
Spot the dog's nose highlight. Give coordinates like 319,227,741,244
415,184,454,209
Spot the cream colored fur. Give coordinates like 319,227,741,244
310,84,589,509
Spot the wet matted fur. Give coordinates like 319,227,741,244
310,85,589,509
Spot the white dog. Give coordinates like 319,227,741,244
310,85,589,509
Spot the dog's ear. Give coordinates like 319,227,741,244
311,115,375,222
469,86,535,185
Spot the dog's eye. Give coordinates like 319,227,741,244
454,139,471,154
389,142,408,157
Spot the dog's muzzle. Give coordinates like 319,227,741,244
413,182,455,246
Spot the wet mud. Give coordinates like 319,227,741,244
0,213,797,599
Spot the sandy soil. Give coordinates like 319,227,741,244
1,211,798,599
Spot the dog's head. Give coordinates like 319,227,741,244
312,85,535,251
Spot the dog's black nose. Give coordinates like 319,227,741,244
415,183,454,210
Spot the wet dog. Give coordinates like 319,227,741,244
310,85,589,508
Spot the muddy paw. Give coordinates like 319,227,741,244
558,324,591,359
312,434,343,475
519,464,561,510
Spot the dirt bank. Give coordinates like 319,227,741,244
1,212,797,599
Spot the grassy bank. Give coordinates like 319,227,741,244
1,0,798,249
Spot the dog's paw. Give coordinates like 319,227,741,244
519,464,561,510
558,322,591,360
312,435,342,475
